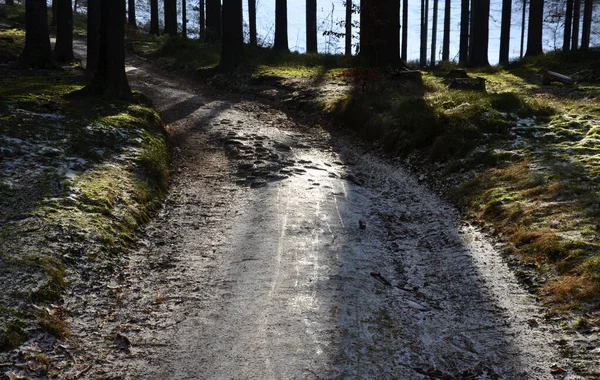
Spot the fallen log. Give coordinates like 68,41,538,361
542,70,574,85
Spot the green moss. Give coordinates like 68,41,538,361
0,320,27,352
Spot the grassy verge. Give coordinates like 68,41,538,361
0,24,169,352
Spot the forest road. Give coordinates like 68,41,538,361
113,59,578,379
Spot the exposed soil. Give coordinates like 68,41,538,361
4,56,599,379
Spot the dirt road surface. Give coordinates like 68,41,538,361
77,60,581,379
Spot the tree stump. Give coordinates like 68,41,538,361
448,77,487,92
447,69,469,79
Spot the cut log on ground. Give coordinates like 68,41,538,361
542,70,574,85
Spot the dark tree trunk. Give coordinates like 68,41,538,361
86,0,100,76
420,0,428,66
499,0,512,64
206,0,222,39
54,0,74,62
182,0,187,38
401,0,408,61
563,0,573,51
199,0,206,38
19,0,53,68
459,0,469,64
431,0,438,67
85,0,131,98
219,0,244,71
51,0,57,26
360,0,400,67
572,0,580,49
164,0,177,36
248,0,257,46
442,0,450,61
580,0,592,49
468,0,490,66
273,0,288,51
150,0,159,35
345,0,352,56
73,0,78,12
128,0,136,28
525,0,544,56
306,0,317,53
520,0,526,57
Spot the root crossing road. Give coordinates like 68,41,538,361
107,61,576,379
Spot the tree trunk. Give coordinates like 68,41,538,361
306,0,317,53
19,0,53,68
525,0,544,56
86,0,131,98
420,0,428,66
572,0,580,49
53,0,74,62
563,0,573,51
182,0,187,38
468,0,490,66
73,0,78,13
273,0,288,51
459,0,468,64
128,0,136,28
219,0,244,71
345,0,352,56
499,0,511,64
580,0,592,49
86,0,100,76
431,0,438,67
51,0,57,26
150,0,159,35
401,0,408,61
164,0,177,36
206,0,222,39
520,0,526,58
441,0,450,62
248,0,257,46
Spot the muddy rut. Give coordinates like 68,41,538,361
95,61,580,379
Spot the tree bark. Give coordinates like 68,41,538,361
468,0,490,66
19,0,53,68
273,0,288,51
499,0,512,64
219,0,244,72
572,0,580,49
420,0,428,66
53,0,74,62
86,0,100,76
150,0,159,35
182,0,187,38
85,0,131,98
51,0,57,27
580,0,592,49
360,0,400,67
248,0,257,46
306,0,317,53
525,0,544,56
345,0,352,56
401,0,408,61
128,0,136,28
431,0,438,67
206,0,222,39
520,0,526,58
164,0,177,36
441,0,450,62
563,0,573,51
459,0,468,64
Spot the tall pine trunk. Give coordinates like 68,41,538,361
420,0,428,66
54,0,74,62
273,0,288,51
128,0,136,28
360,0,400,67
150,0,159,35
525,0,544,56
430,0,438,67
580,0,592,49
206,0,221,39
306,0,317,53
219,0,244,71
520,0,526,57
468,0,490,66
572,0,580,49
459,0,468,64
441,0,450,62
199,0,206,38
86,0,100,76
499,0,512,64
164,0,177,36
19,0,53,68
401,0,408,61
345,0,352,56
563,0,573,51
51,0,57,26
249,0,257,46
182,0,187,38
86,0,131,98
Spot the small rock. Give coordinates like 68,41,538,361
359,220,366,229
